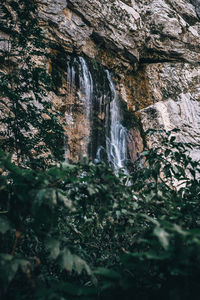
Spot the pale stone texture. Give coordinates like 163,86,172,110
140,63,200,160
1,0,200,161
36,0,200,161
0,31,10,52
38,0,200,64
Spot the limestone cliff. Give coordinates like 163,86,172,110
1,0,200,162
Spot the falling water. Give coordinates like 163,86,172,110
67,56,93,115
65,56,94,160
78,57,93,119
65,55,128,171
105,71,128,172
67,58,76,93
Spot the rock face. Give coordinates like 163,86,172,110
1,0,200,162
38,0,200,65
38,0,200,161
140,63,200,160
191,0,200,18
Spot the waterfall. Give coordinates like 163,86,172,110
105,71,128,172
67,58,76,93
65,55,128,171
67,56,93,115
65,56,93,161
79,57,93,120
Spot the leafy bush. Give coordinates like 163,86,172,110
96,220,200,300
0,129,200,299
0,150,136,299
94,129,200,300
0,2,200,299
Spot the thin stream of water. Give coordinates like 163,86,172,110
66,56,128,172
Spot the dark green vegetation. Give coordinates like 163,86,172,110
1,1,200,300
0,129,200,300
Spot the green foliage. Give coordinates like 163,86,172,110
0,5,199,299
0,129,200,299
0,150,93,299
97,223,200,300
0,0,64,166
93,130,200,300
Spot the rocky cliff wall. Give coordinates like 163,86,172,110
1,0,200,162
38,0,200,67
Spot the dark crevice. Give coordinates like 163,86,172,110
182,12,199,25
140,58,200,64
140,46,200,64
140,58,183,64
90,32,108,49
123,48,138,63
190,0,200,19
164,0,199,24
91,31,121,54
67,1,92,27
91,31,138,65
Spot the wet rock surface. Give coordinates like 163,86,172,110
1,0,200,162
37,0,200,161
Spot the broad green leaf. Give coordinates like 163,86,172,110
57,190,74,210
46,239,60,259
0,216,10,234
34,188,57,207
153,226,169,250
61,249,91,275
94,267,120,279
73,256,88,275
61,249,73,272
144,251,170,260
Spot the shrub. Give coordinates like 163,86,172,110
0,129,200,299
